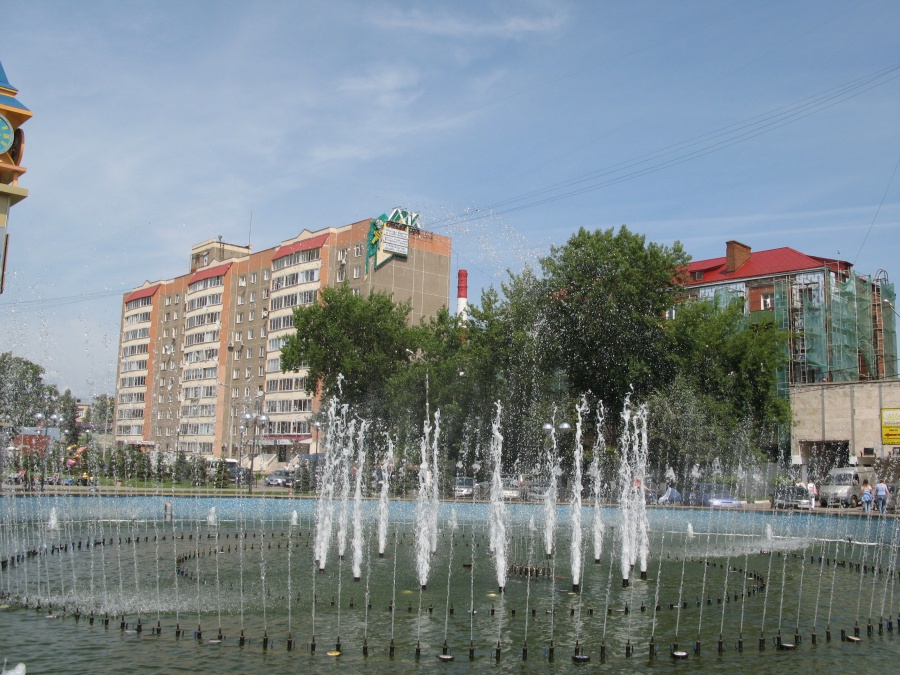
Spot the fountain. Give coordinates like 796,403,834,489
2,397,899,673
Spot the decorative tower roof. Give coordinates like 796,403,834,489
0,59,31,121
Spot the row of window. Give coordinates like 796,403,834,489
117,407,144,420
184,347,219,363
121,359,147,373
272,247,320,271
336,265,362,282
184,366,218,381
122,343,149,358
268,315,294,332
186,292,222,312
120,376,146,388
266,376,307,393
125,311,151,325
188,275,224,294
119,391,145,404
267,420,311,435
123,327,150,342
185,329,218,346
180,423,216,436
272,268,319,291
265,398,312,414
126,295,153,311
182,385,218,399
181,404,216,418
117,424,143,436
270,289,316,311
186,310,220,329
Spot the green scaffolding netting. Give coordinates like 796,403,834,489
773,279,791,398
802,280,827,383
883,282,898,378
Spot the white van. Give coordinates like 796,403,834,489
818,466,876,508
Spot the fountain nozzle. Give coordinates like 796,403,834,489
622,578,629,587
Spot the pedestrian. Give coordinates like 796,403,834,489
860,478,874,514
875,478,891,515
807,479,818,510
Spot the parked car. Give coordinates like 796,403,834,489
522,480,553,502
685,483,741,508
772,485,814,510
264,470,292,487
819,467,876,508
473,476,522,500
453,477,475,499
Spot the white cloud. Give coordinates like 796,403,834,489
371,5,567,41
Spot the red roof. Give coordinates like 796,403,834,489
684,247,851,285
273,234,329,261
124,284,160,304
188,262,232,285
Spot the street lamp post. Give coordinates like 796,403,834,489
243,413,267,495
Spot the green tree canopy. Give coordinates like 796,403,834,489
539,225,690,414
280,285,416,408
0,352,59,434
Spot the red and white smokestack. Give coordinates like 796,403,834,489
456,269,469,322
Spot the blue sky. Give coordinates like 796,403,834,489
1,0,898,399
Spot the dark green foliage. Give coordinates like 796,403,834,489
539,225,690,415
281,285,415,408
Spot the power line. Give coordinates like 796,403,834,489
426,62,900,231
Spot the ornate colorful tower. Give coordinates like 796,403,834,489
0,59,32,293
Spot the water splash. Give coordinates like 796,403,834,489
570,397,588,590
377,437,394,557
488,402,507,592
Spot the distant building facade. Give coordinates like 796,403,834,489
683,241,898,396
114,212,451,459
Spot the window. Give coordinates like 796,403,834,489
690,271,703,281
264,270,270,281
239,275,247,287
259,365,265,377
337,248,347,262
337,268,346,282
246,366,252,379
352,288,361,297
250,272,258,284
267,357,281,372
247,327,254,339
354,243,363,257
163,328,169,338
244,387,251,398
263,288,269,299
237,293,244,305
761,293,774,310
665,306,676,321
249,310,255,321
233,368,239,379
250,291,256,302
236,312,243,323
165,312,170,322
166,296,171,306
353,265,361,279
235,331,243,342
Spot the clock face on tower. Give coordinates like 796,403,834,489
0,113,13,154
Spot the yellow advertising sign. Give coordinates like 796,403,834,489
881,408,900,445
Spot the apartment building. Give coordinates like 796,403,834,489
683,240,898,395
115,211,451,459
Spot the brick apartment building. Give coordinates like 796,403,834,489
115,211,451,460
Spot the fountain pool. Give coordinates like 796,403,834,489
2,494,899,673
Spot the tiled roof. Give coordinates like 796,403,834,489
188,262,232,285
272,233,329,261
684,247,850,285
124,284,160,304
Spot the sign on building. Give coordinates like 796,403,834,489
881,408,900,444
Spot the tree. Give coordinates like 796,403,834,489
0,352,59,434
58,389,80,447
87,394,115,435
662,299,790,438
539,226,690,416
280,285,415,408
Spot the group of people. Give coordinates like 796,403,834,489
860,478,891,514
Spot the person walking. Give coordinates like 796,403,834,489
860,478,874,514
807,479,818,510
875,478,891,515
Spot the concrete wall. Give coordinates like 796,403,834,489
790,380,900,466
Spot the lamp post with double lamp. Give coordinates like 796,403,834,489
35,412,61,492
243,413,267,495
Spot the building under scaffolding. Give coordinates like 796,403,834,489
684,241,898,399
